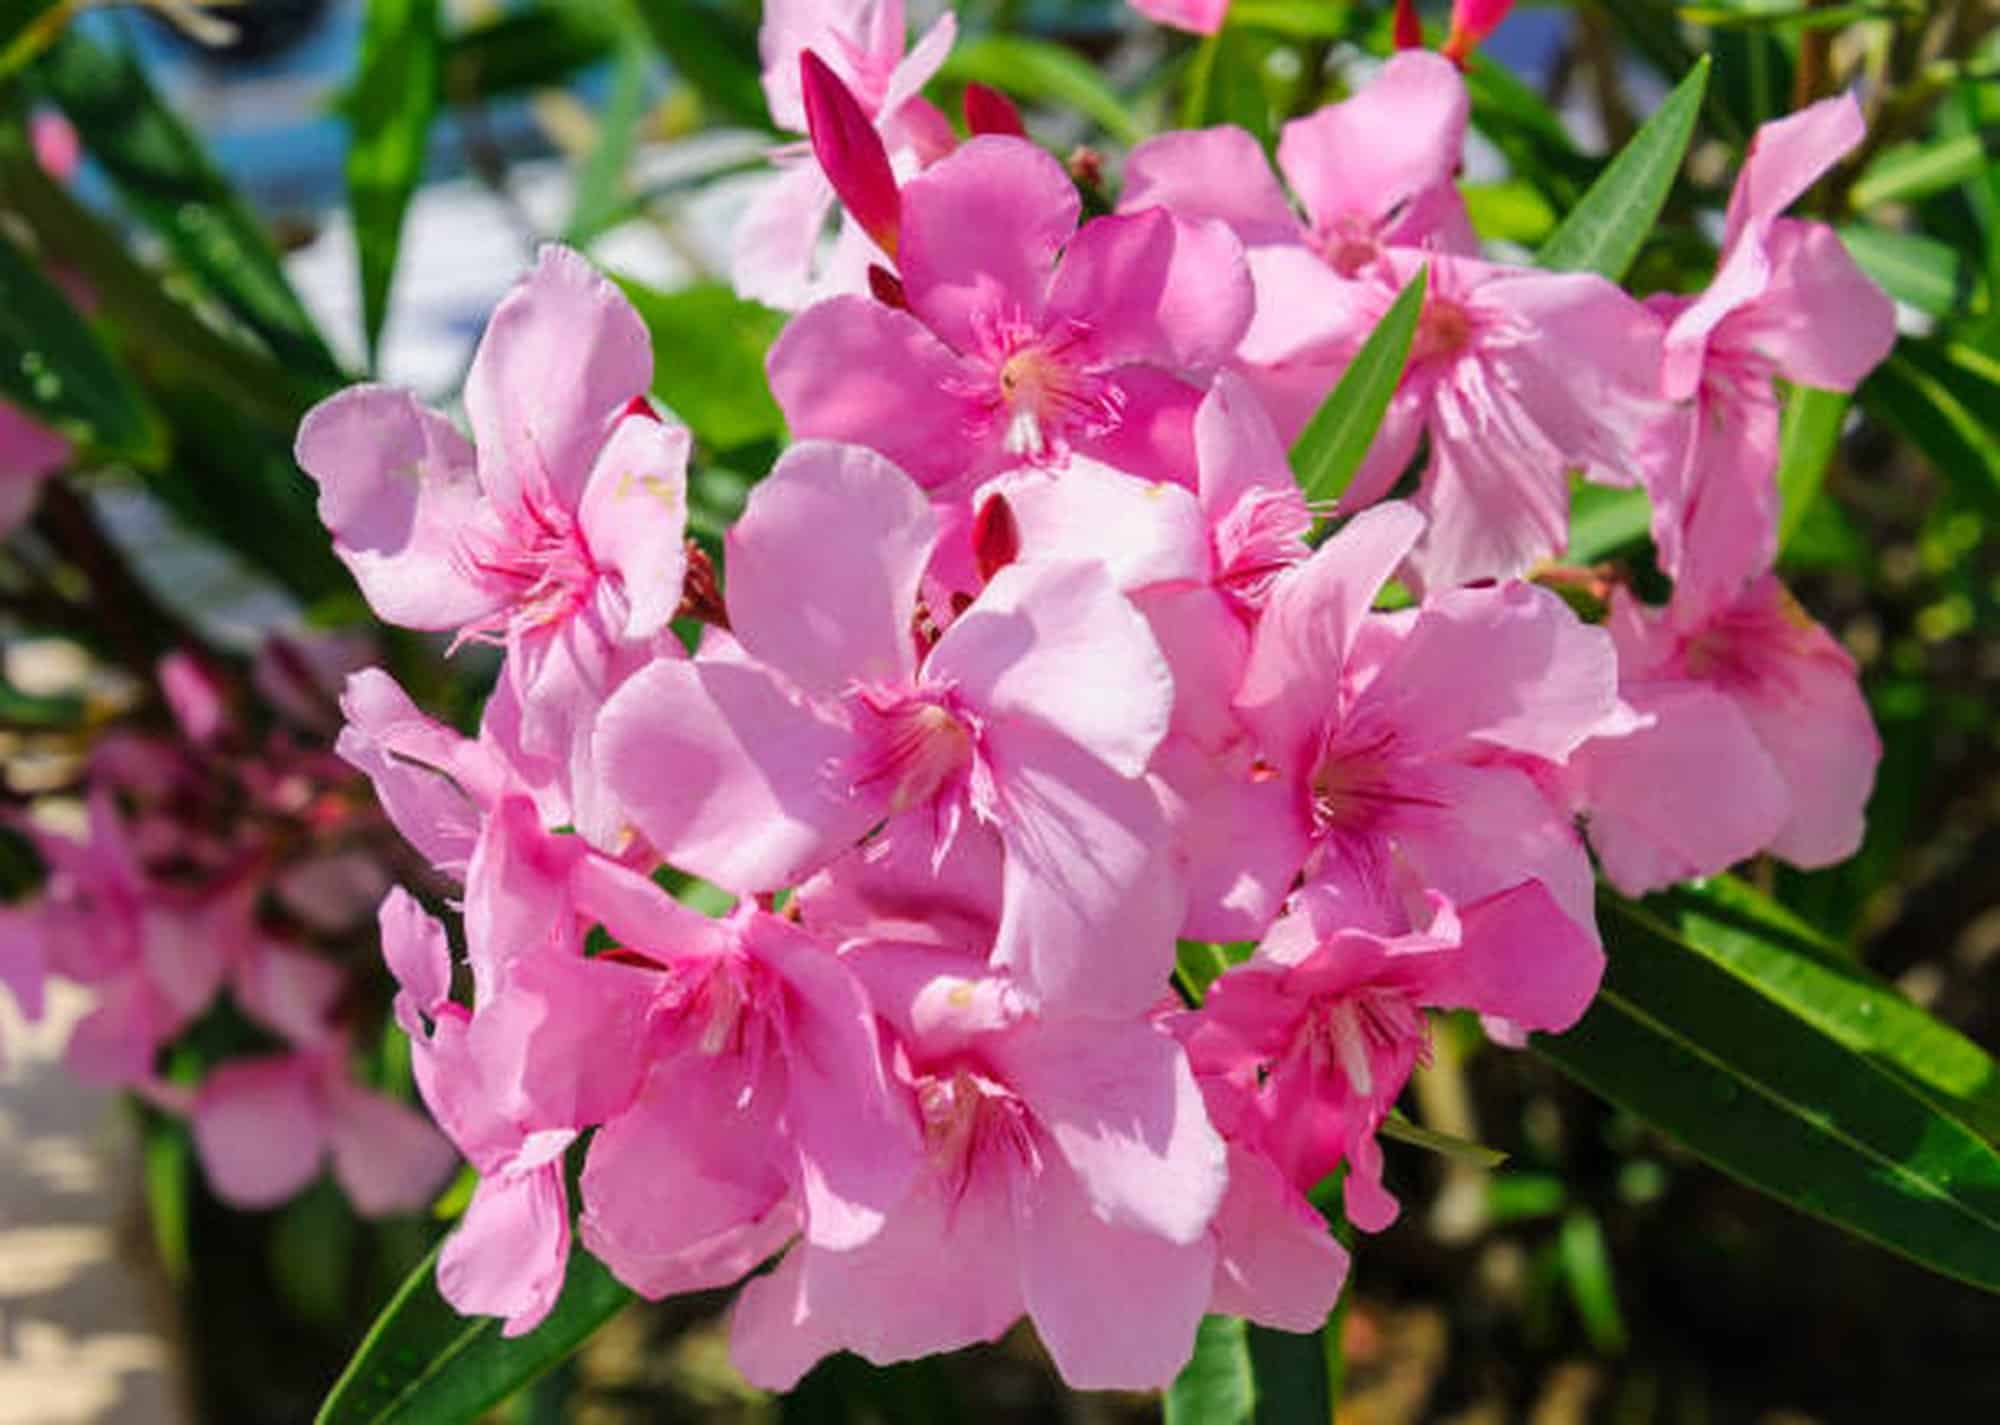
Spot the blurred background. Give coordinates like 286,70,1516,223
1,2,1997,1423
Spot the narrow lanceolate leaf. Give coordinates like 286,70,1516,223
1536,892,2000,1295
1537,57,1709,282
941,36,1145,147
1774,385,1850,553
442,1,620,102
316,1240,634,1425
33,30,343,385
1290,268,1426,509
1564,483,1651,562
1861,347,2000,521
1165,1316,1332,1425
0,226,151,455
1838,225,1982,318
347,0,442,363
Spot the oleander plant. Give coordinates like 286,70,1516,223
1,1,1997,1421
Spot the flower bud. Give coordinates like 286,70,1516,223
963,83,1026,138
800,49,901,257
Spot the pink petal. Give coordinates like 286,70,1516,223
1129,0,1231,33
1120,127,1300,245
1406,404,1571,589
1046,209,1254,371
327,1078,459,1216
576,414,692,641
1153,734,1310,943
766,297,979,489
233,941,345,1047
595,656,872,893
726,441,934,696
463,246,653,515
881,14,959,121
1427,880,1605,1032
1734,219,1897,392
1569,682,1789,896
989,463,1209,594
191,1056,328,1209
1392,761,1598,934
990,1015,1225,1245
336,668,493,873
984,718,1182,1018
378,886,454,1031
1276,52,1468,242
294,385,499,630
1206,1145,1349,1330
439,1166,571,1336
731,158,837,311
898,136,1079,351
1723,93,1865,252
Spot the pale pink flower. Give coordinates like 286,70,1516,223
296,246,690,848
596,441,1184,1016
729,943,1225,1391
1129,0,1230,34
1567,577,1878,892
768,135,1253,495
1642,94,1896,619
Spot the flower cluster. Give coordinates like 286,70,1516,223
292,2,1895,1393
0,635,456,1215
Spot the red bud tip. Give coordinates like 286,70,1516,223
972,494,1021,585
867,264,909,310
1393,0,1423,51
963,83,1027,139
621,395,660,423
1442,0,1514,65
800,49,902,257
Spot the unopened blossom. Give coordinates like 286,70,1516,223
769,135,1252,496
596,440,1183,1016
1567,577,1878,893
296,247,690,847
730,944,1224,1391
1641,94,1896,619
736,0,957,308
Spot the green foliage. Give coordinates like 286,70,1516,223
1165,1316,1334,1425
942,35,1147,145
614,278,787,452
442,1,620,102
626,0,768,130
316,1239,634,1425
1289,269,1426,509
346,0,442,363
0,222,152,454
1774,385,1851,552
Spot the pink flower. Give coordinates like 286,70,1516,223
1129,0,1230,34
596,441,1184,1016
0,401,69,538
729,943,1225,1391
1251,251,1662,587
1567,577,1879,893
768,135,1253,494
1643,95,1896,619
190,1044,457,1217
1122,52,1476,275
1222,502,1620,947
1183,879,1599,1231
1442,0,1515,65
735,0,958,308
296,247,690,848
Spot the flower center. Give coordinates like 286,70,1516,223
849,688,976,815
958,312,1125,461
456,508,598,645
1315,212,1383,278
1312,987,1429,1100
1410,295,1475,369
1213,486,1311,606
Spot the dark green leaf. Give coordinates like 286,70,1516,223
1536,892,2000,1294
0,225,152,454
942,36,1145,146
1775,384,1850,553
627,0,769,131
34,29,343,384
1462,57,1594,208
1838,224,1981,317
1290,269,1426,508
1711,26,1792,137
1861,346,2000,521
1538,57,1709,281
614,278,786,451
348,0,442,363
1181,28,1275,150
442,2,619,102
1165,1317,1332,1425
1378,1112,1508,1168
316,1240,633,1425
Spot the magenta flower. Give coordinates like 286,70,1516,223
729,943,1225,1391
768,135,1253,494
1568,577,1879,893
596,441,1184,1016
1642,94,1897,619
296,247,690,847
0,401,68,537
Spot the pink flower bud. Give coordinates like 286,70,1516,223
1393,0,1423,50
800,49,901,258
1442,0,1513,65
963,83,1026,139
30,109,79,183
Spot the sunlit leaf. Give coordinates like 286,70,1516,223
1775,384,1850,553
627,0,769,131
1290,268,1426,508
347,0,442,364
0,225,152,455
1838,224,1982,317
1165,1316,1333,1425
614,278,786,451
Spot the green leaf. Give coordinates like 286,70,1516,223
614,278,786,451
941,36,1145,146
1774,385,1850,553
348,0,442,364
1557,1211,1627,1355
1462,179,1558,245
1536,892,2000,1295
442,2,620,102
1850,133,1988,210
1837,224,1982,317
0,226,152,454
140,1110,191,1285
1224,0,1354,36
316,1240,633,1425
1861,346,2000,521
626,0,769,131
1165,1317,1332,1425
562,35,649,248
1462,56,1594,208
1290,268,1426,508
1378,1112,1508,1169
34,29,343,385
1181,27,1276,150
1537,57,1709,281
1564,483,1651,562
